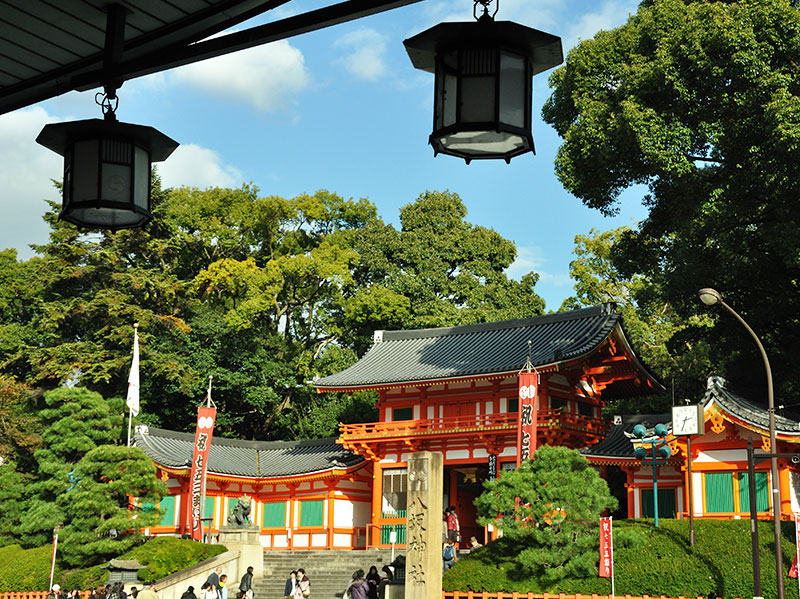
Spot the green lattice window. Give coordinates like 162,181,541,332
300,500,324,527
705,472,735,513
738,472,769,512
263,502,286,527
393,407,413,421
641,488,676,518
159,495,176,526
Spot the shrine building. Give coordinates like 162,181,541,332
134,304,800,550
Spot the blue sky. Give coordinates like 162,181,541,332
0,0,646,311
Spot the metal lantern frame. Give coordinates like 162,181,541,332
36,115,178,231
404,18,562,163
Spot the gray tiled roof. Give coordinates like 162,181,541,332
316,303,659,390
582,414,672,460
706,376,800,435
134,426,365,478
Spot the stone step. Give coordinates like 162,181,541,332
255,550,402,599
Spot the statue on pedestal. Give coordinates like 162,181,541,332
227,496,252,526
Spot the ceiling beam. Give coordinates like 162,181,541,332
73,0,425,90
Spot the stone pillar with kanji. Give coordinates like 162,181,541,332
405,451,444,599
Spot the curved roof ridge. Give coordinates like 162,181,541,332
378,303,615,341
705,376,800,435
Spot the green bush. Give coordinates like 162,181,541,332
0,544,58,591
444,519,800,599
0,538,227,592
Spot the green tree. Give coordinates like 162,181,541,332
474,445,617,583
542,0,800,400
58,445,166,567
0,461,26,547
561,227,714,413
344,190,545,352
18,387,123,547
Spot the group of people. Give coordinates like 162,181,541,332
47,582,137,599
282,569,311,599
181,565,255,599
343,566,382,599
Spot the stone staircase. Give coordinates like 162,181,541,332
255,550,402,599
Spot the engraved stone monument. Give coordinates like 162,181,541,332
405,451,443,599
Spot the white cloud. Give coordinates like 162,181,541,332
157,144,243,189
508,245,573,288
333,28,388,81
170,39,310,112
0,107,64,258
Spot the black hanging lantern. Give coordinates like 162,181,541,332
36,94,178,231
404,0,562,163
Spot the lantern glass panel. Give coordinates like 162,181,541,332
134,146,150,210
100,139,132,204
499,51,527,128
441,131,523,155
442,69,457,127
72,139,100,203
460,48,497,123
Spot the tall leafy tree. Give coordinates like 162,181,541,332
542,0,800,400
474,445,617,583
561,227,714,412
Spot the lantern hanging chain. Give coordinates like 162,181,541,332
474,0,498,21
95,89,119,121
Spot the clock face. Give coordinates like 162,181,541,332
672,405,702,436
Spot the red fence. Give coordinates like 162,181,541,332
442,594,721,599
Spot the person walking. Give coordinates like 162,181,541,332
180,586,197,599
345,570,368,599
137,582,158,599
283,571,297,599
442,540,456,572
365,566,380,599
295,569,310,599
219,575,229,599
199,583,217,599
239,566,254,599
445,506,460,544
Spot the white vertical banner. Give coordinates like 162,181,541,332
126,324,140,446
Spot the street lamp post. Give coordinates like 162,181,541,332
698,287,783,599
633,423,672,527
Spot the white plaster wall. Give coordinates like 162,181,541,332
692,471,704,517
791,471,800,513
427,405,435,419
695,449,748,463
312,533,326,545
446,449,469,460
473,448,489,459
500,446,516,457
334,499,354,527
485,401,493,415
499,398,507,412
334,532,352,546
382,454,398,463
413,405,420,419
353,499,371,528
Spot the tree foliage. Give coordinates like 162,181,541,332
0,182,544,441
474,445,617,583
58,445,166,567
561,227,714,412
17,387,123,547
543,0,800,401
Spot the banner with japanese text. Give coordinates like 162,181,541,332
188,406,216,541
599,516,613,578
516,371,539,466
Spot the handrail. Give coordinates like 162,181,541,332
340,410,606,439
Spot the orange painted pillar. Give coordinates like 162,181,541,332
625,467,636,519
326,482,336,549
370,461,383,548
780,464,792,517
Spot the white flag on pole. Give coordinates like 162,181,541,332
126,325,140,417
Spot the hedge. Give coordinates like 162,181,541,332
0,538,227,592
443,519,800,599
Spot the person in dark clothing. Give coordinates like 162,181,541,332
283,571,297,599
181,587,197,599
206,568,223,596
239,565,254,599
365,566,380,599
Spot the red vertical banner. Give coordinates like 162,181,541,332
188,406,216,541
516,371,539,466
599,516,613,578
790,513,800,579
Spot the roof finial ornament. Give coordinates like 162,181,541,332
521,339,537,375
